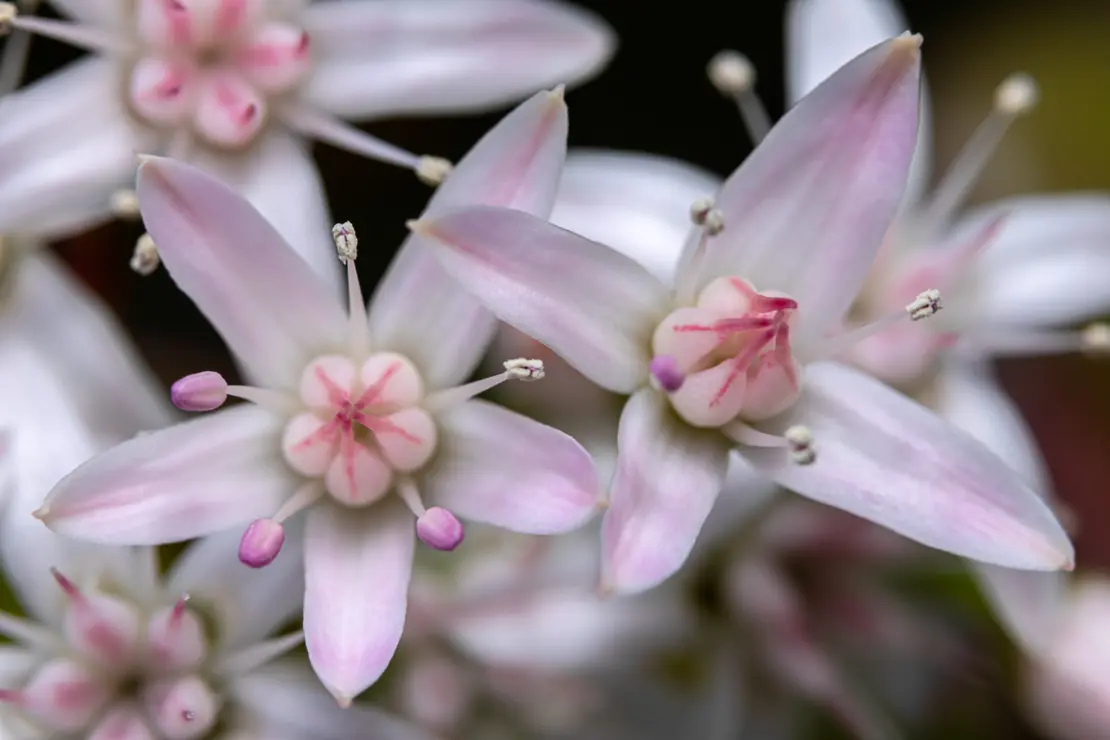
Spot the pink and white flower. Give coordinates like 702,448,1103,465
36,90,599,704
0,0,614,278
410,36,1075,595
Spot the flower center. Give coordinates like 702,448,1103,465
281,353,437,508
127,0,311,149
652,276,801,428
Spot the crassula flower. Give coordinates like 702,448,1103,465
0,0,614,277
411,35,1075,595
38,90,599,703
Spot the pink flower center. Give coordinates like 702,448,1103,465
652,276,802,427
128,0,312,148
281,353,438,508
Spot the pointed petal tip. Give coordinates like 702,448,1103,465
547,83,567,104
892,31,923,54
327,687,354,709
405,218,432,236
31,506,49,522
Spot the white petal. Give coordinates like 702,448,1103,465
168,524,305,650
41,406,293,545
304,503,414,703
423,400,597,534
415,206,672,393
602,390,731,594
0,646,36,685
47,0,125,26
0,59,148,237
551,149,722,284
301,0,613,119
191,131,342,293
368,89,567,389
693,37,921,342
137,157,347,388
7,252,176,444
746,362,1073,571
231,659,433,740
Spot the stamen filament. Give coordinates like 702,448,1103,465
963,323,1110,357
0,24,31,96
8,12,129,54
226,385,299,414
214,631,304,676
707,49,771,144
676,200,725,305
279,102,424,172
272,481,323,523
0,609,62,651
807,290,942,361
422,358,545,412
396,477,426,517
917,73,1038,236
724,422,815,464
333,222,370,360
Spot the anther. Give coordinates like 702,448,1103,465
416,507,465,551
503,357,545,380
649,354,685,393
171,371,229,411
238,518,286,568
994,73,1039,115
332,221,357,263
416,155,454,186
707,48,771,144
111,189,141,219
690,197,715,225
1081,323,1110,356
131,233,161,276
784,425,815,465
906,289,943,320
423,358,546,411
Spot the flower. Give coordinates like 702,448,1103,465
0,0,614,278
37,89,600,704
410,35,1075,596
784,0,1110,655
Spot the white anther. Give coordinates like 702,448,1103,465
111,189,141,219
707,49,755,94
906,289,942,321
1081,323,1110,355
503,358,545,381
690,197,715,225
784,425,815,465
994,73,1039,115
332,221,358,263
0,3,16,34
416,156,453,186
131,233,160,276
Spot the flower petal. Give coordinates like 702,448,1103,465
693,36,921,341
368,89,567,389
190,131,341,292
602,389,730,594
8,252,176,444
168,524,305,649
745,362,1073,570
46,0,125,26
935,356,1065,652
414,206,671,393
958,194,1110,327
137,157,347,389
785,0,931,206
0,59,146,237
551,149,722,284
232,659,433,740
301,0,613,119
423,399,597,534
304,502,414,703
40,406,292,545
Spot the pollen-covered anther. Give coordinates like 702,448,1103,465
332,220,358,262
53,569,142,668
689,199,724,235
131,233,161,276
504,357,545,380
994,73,1039,115
906,289,942,320
147,596,208,671
1081,322,1110,355
416,155,454,186
707,49,755,94
784,425,815,465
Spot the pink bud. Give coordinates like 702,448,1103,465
416,507,465,551
238,518,285,568
147,598,208,671
54,569,141,668
88,707,157,740
649,355,685,392
193,73,266,148
171,371,228,411
144,676,220,740
129,58,194,126
236,23,312,93
5,658,111,732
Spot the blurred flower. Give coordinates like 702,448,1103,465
0,0,615,278
37,90,601,704
412,36,1074,597
1024,575,1110,740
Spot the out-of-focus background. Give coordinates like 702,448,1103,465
10,1,1110,736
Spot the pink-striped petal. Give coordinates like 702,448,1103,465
745,362,1073,571
368,89,567,389
414,206,671,393
423,400,597,534
691,36,921,341
40,406,293,545
602,389,730,594
301,0,613,119
136,157,347,389
304,503,414,704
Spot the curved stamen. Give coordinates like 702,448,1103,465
708,49,772,145
676,199,725,304
422,358,545,412
807,289,943,362
725,422,816,465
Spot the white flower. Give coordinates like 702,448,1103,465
0,0,614,278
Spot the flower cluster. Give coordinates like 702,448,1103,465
2,0,1109,738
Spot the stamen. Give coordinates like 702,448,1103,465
279,102,426,172
707,49,772,145
3,7,129,53
422,358,545,412
237,518,285,568
416,507,465,551
649,354,685,393
416,156,454,186
131,233,161,276
171,371,229,411
334,221,370,359
917,73,1038,236
0,2,33,96
111,189,141,220
676,200,725,304
808,289,943,361
906,288,942,320
724,422,816,465
963,322,1110,357
396,476,427,517
214,630,304,675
